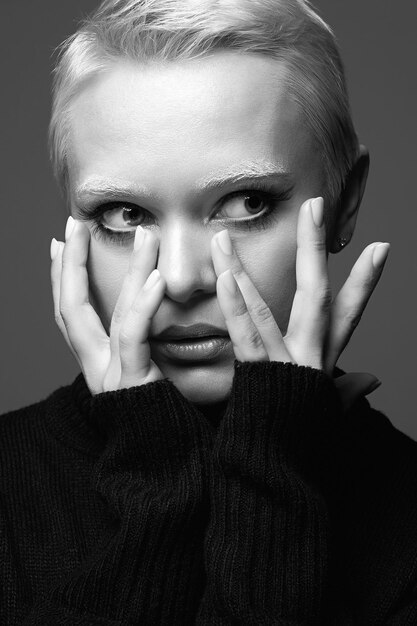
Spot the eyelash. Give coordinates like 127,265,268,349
77,183,292,246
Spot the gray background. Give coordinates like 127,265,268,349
1,1,416,436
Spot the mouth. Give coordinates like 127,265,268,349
151,324,232,362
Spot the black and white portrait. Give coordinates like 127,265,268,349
1,0,416,622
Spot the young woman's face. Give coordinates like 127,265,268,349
68,52,324,404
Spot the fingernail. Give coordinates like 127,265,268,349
143,269,160,291
310,197,324,228
372,243,390,269
217,230,233,255
65,216,76,241
50,238,59,261
134,225,145,251
220,269,237,295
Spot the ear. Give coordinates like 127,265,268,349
330,144,370,254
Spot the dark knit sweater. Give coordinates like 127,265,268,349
1,360,417,624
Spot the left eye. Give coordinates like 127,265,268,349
219,192,269,219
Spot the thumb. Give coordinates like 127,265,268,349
334,372,381,415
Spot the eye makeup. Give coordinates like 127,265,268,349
75,181,293,246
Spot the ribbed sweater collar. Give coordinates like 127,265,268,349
44,373,103,456
44,364,349,456
44,371,228,456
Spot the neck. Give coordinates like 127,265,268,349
193,398,229,428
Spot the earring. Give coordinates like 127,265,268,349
338,236,349,249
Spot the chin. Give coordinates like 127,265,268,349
156,358,234,405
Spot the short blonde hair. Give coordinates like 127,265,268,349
49,0,359,204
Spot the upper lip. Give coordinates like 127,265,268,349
152,323,229,341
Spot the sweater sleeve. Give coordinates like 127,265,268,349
23,378,213,625
196,360,344,625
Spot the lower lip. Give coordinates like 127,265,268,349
152,336,231,361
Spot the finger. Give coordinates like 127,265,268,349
324,242,390,373
108,226,159,372
60,217,109,376
211,230,290,361
334,372,381,415
118,269,166,387
286,197,331,368
50,239,79,363
216,269,269,362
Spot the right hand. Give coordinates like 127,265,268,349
50,217,166,395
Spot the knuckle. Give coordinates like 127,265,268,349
60,254,74,270
232,299,249,320
111,304,125,326
251,301,273,326
310,238,327,253
59,301,77,321
54,312,64,328
131,293,145,315
59,301,89,330
314,284,332,307
58,303,71,323
246,327,264,351
112,311,123,327
118,326,132,350
343,310,362,331
60,314,74,336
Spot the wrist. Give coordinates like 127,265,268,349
222,360,343,487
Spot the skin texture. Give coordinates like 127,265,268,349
59,52,374,405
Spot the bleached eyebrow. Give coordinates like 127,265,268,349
74,162,293,202
74,180,149,203
195,162,292,190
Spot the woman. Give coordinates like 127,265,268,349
1,0,417,623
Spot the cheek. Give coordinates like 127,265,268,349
87,240,130,332
239,230,297,334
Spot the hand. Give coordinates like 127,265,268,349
211,197,389,406
50,218,166,395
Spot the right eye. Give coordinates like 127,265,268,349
99,202,151,231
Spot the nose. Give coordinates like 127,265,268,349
155,221,217,303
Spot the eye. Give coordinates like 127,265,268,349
76,184,291,245
218,191,271,220
100,203,149,230
86,190,274,232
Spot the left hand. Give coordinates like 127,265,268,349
211,197,389,408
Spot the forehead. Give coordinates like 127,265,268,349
68,52,318,193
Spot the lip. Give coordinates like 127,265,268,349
152,323,229,342
151,335,232,362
